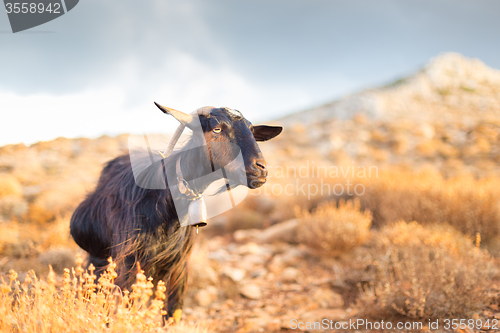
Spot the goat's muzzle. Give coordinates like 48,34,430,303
247,159,268,189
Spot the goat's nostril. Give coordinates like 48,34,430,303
255,161,266,171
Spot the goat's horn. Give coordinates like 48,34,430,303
160,124,185,158
154,102,194,125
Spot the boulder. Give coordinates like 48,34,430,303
194,286,218,307
281,267,302,282
240,283,262,300
257,219,299,244
222,267,246,282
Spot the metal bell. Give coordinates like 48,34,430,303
188,197,207,232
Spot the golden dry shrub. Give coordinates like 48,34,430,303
0,257,211,333
0,174,27,221
297,199,372,255
25,180,88,225
358,221,497,319
0,223,20,257
0,174,22,198
360,168,500,242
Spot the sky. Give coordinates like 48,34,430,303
0,0,499,146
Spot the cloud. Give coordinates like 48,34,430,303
0,50,315,146
2,0,500,145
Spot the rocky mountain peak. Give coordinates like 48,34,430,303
423,52,500,91
280,53,500,126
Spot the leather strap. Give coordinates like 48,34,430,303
176,157,201,200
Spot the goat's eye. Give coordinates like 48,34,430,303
212,127,222,134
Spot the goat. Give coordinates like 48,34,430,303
69,103,282,321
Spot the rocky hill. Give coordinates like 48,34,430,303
280,53,500,125
274,53,500,176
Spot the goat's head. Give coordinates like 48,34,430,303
154,103,282,189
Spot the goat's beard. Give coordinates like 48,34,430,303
210,173,267,194
211,179,245,196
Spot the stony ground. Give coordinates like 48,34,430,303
183,229,356,333
178,223,500,333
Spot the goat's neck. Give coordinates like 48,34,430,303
174,144,217,195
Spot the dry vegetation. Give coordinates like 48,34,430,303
297,199,372,256
3,134,500,332
357,221,497,319
358,169,500,241
0,256,209,333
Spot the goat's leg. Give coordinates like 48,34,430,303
165,261,189,323
87,254,108,281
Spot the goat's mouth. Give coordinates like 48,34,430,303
247,175,267,189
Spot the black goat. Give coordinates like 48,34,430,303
70,104,282,321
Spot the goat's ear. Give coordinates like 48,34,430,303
253,125,283,141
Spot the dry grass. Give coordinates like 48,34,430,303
0,174,26,222
359,168,500,242
0,174,23,198
0,217,77,276
297,199,372,256
357,221,497,319
0,256,210,333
